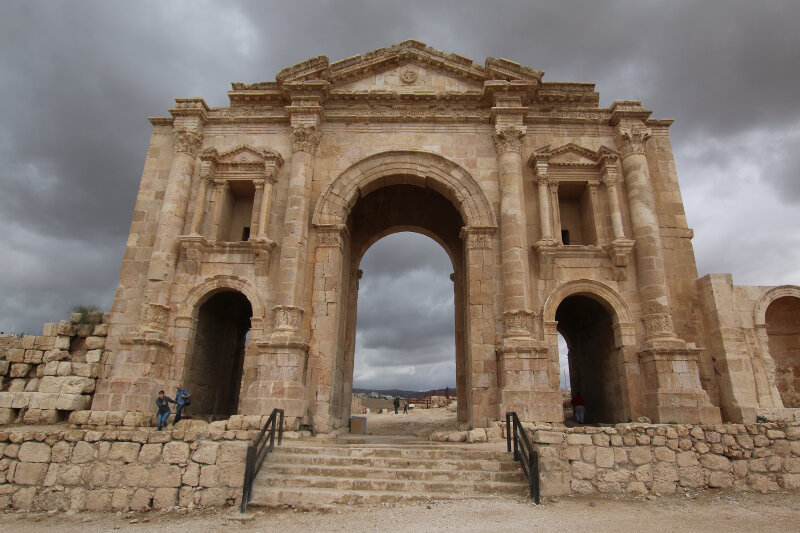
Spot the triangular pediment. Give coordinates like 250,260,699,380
218,145,267,164
547,143,601,166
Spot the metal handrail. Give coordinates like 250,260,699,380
505,411,540,504
241,408,284,513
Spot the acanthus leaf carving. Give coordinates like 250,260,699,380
174,130,203,156
616,122,651,159
492,125,526,155
291,124,321,154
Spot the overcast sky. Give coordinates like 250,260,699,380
1,1,798,391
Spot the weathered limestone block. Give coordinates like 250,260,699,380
23,350,43,364
17,442,51,462
129,488,152,511
108,442,141,463
148,464,181,487
138,443,162,464
87,411,108,426
10,364,31,378
163,441,190,464
699,454,730,471
120,464,149,487
708,471,732,488
191,441,219,465
183,462,200,486
0,361,9,375
219,461,245,487
217,441,248,463
153,487,179,508
654,447,676,463
571,479,594,494
43,350,69,363
534,431,565,444
199,465,219,487
57,464,85,485
84,336,106,350
14,462,49,485
198,487,228,507
85,489,112,511
595,447,615,468
629,447,654,466
566,433,593,445
571,461,596,479
111,488,131,510
86,349,103,364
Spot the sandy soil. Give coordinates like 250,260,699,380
355,405,461,438
2,492,798,533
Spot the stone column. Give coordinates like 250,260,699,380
189,149,216,236
146,100,208,287
612,101,720,424
587,180,605,245
533,160,554,243
255,164,278,241
492,125,533,319
272,123,321,330
601,155,635,278
249,180,265,237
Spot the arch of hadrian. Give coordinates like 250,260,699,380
91,41,800,432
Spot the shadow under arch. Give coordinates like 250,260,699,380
753,285,800,408
543,280,637,424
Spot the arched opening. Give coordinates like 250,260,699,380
555,295,623,424
185,290,252,417
332,182,467,429
765,296,800,408
352,233,456,420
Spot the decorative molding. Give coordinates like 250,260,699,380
459,226,496,249
616,122,652,159
291,124,321,154
492,125,526,154
273,305,304,331
399,70,418,84
504,309,536,338
140,302,170,332
173,130,202,156
315,224,349,248
642,301,675,339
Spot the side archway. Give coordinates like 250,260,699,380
754,285,800,408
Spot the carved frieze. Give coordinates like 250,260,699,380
504,309,536,338
492,125,526,155
315,224,348,248
273,305,304,331
459,226,496,249
174,130,203,156
140,302,170,332
291,124,321,154
642,301,675,338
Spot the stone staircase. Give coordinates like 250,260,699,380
248,440,529,508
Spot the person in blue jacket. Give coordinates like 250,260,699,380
174,385,192,424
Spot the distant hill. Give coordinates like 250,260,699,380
353,387,456,399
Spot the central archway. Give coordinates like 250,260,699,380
309,151,499,430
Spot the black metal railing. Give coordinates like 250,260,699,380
241,408,284,513
505,411,540,504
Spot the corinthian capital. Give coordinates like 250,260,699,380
174,130,203,156
492,125,526,155
291,124,321,154
615,122,651,159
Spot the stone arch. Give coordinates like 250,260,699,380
312,150,497,229
177,275,266,324
753,285,800,326
542,279,633,328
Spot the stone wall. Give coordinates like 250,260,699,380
0,313,108,425
530,423,800,497
0,421,258,511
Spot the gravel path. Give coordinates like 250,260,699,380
2,492,798,532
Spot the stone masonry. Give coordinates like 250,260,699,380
78,40,798,430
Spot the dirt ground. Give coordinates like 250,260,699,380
1,491,798,533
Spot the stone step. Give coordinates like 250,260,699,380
250,486,522,508
273,443,512,461
269,451,520,471
262,462,526,483
256,473,528,495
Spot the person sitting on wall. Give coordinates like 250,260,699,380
571,392,585,424
156,390,176,431
173,385,192,424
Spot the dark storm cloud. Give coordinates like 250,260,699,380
1,1,798,387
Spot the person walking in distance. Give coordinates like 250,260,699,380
403,400,408,414
393,396,400,414
174,385,192,425
155,390,176,431
571,392,585,424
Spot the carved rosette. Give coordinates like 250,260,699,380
642,301,675,338
504,309,536,338
492,125,526,155
140,302,170,332
459,226,496,249
616,122,651,159
174,130,203,156
315,224,348,248
291,124,321,154
273,305,304,331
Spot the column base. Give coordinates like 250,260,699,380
638,343,722,424
497,337,561,422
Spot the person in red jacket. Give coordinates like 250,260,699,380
571,393,585,424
